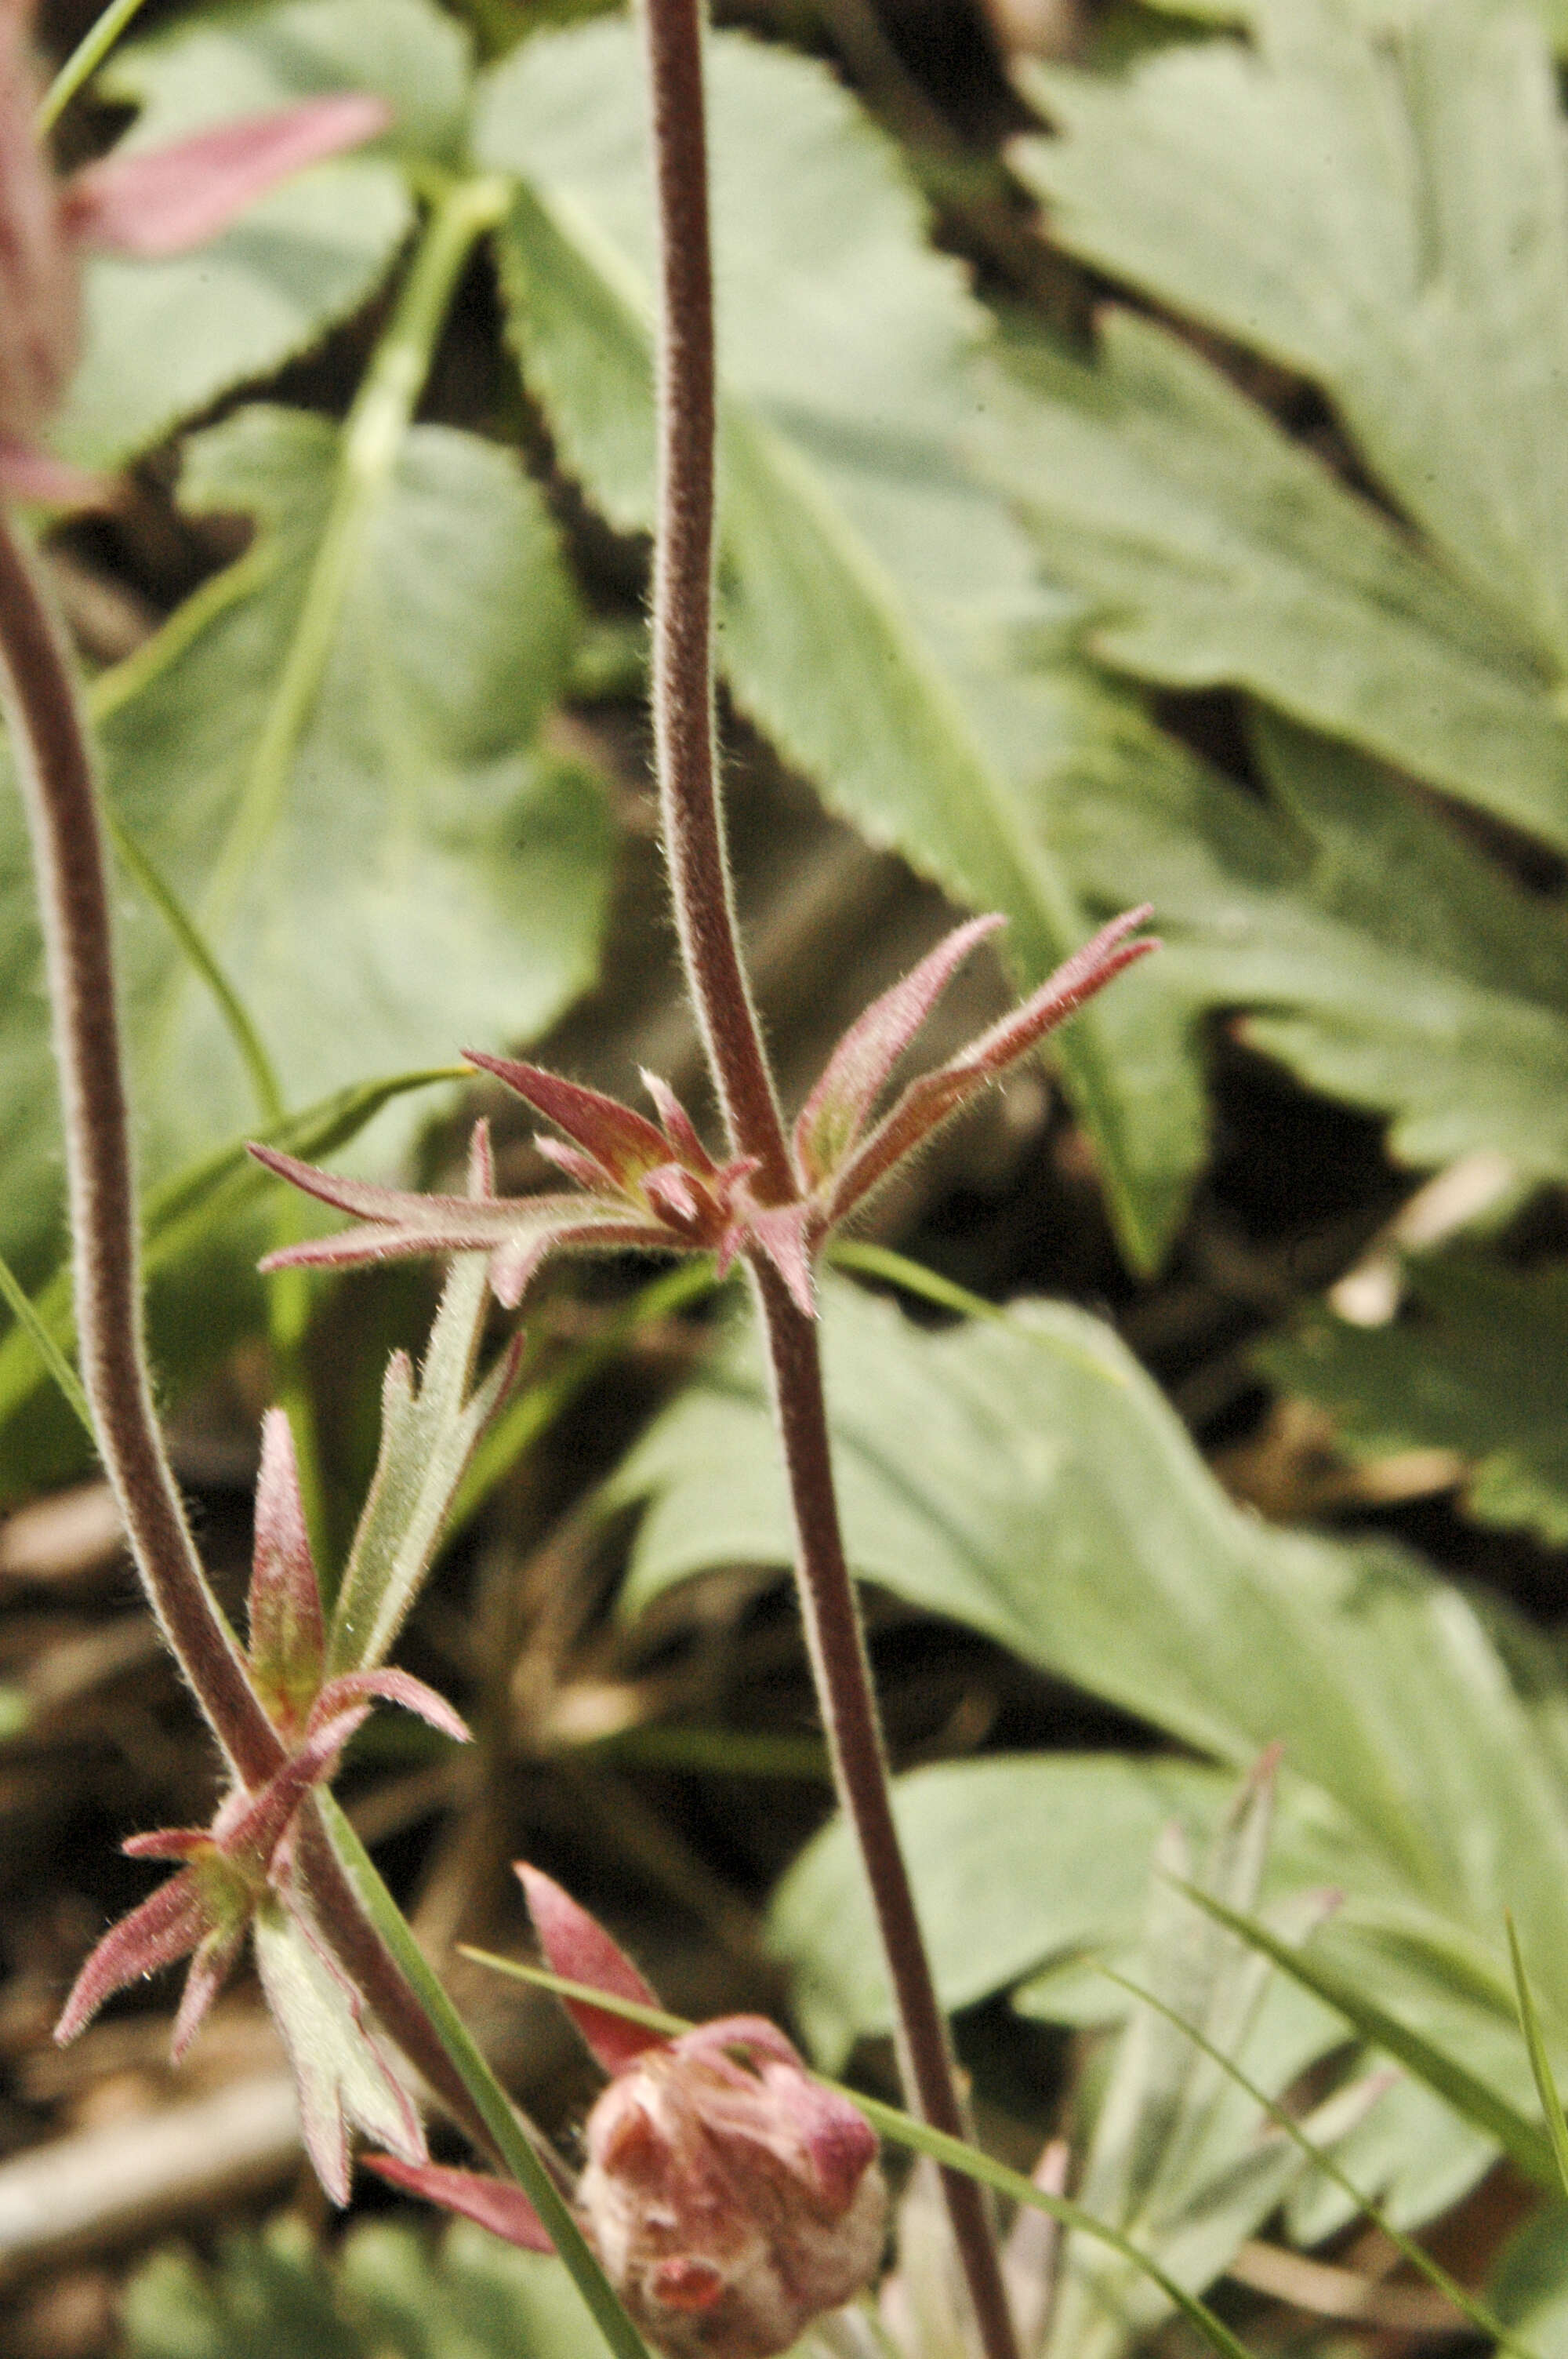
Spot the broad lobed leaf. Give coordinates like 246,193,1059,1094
615,1275,1568,2219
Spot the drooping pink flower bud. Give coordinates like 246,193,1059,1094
575,2016,887,2359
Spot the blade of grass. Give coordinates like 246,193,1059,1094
1178,1885,1559,2191
315,1795,652,2359
458,1949,1262,2359
37,0,155,131
0,1067,466,1434
0,1241,92,1434
1507,1915,1568,2201
1102,1964,1541,2358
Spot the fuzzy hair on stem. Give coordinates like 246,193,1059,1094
637,2,1022,2350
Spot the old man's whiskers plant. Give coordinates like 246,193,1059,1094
0,0,1149,2350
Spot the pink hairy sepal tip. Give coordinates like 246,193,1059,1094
516,1861,666,2071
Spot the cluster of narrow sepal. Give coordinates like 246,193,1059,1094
0,0,389,503
53,1411,468,2197
370,1863,887,2359
254,907,1155,1319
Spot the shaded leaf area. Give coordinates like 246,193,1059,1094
121,2212,602,2359
1012,0,1568,810
1058,710,1568,1183
54,0,471,466
474,16,1204,1267
1262,1252,1568,1546
615,1277,1568,2218
0,403,611,1271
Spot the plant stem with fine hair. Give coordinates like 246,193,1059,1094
0,511,282,1788
639,4,1021,2353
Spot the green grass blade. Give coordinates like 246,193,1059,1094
38,0,154,129
315,1797,651,2359
1102,1965,1541,2357
0,1245,92,1436
0,1067,466,1434
1507,1915,1568,2202
1179,1884,1559,2191
459,1951,1261,2359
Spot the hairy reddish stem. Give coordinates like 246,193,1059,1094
0,513,282,1787
642,0,792,1205
640,7,1021,2354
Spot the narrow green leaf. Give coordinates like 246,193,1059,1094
1105,1962,1541,2359
38,0,154,130
0,1245,92,1438
1508,1916,1568,2201
0,1067,463,1435
1181,1885,1559,2192
315,1797,650,2359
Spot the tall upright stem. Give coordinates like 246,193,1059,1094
639,7,1020,2354
0,514,282,1788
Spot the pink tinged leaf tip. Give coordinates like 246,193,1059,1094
794,914,1005,1190
466,1116,495,1200
310,1667,471,1747
465,1052,674,1191
61,93,393,258
0,434,108,507
515,1862,666,2071
742,1199,816,1318
170,1917,249,2062
53,1867,211,2045
365,2156,555,2252
641,1071,718,1177
953,905,1157,1081
247,1409,325,1735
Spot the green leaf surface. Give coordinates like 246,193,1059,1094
121,2213,606,2359
53,0,471,465
1012,0,1568,846
1262,1251,1568,1545
475,15,1202,1266
0,403,610,1274
616,1275,1568,2201
978,310,1568,849
1060,709,1568,1183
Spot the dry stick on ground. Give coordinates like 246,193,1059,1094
637,4,1023,2354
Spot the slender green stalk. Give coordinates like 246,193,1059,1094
0,1242,92,1434
37,0,154,130
1508,1915,1568,2198
315,1797,652,2359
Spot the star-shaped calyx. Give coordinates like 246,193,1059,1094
251,907,1155,1317
53,1414,466,2196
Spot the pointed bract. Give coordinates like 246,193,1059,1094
60,94,392,258
170,1917,249,2062
740,1198,815,1318
365,2155,555,2251
641,1071,719,1178
248,1409,325,1736
54,1867,212,2045
793,914,1004,1190
466,1052,675,1190
517,1861,665,2071
311,1667,471,1747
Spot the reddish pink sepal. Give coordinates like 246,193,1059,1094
365,2155,555,2252
61,94,392,258
516,1862,665,2072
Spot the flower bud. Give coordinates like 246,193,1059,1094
575,2017,887,2359
0,0,78,444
